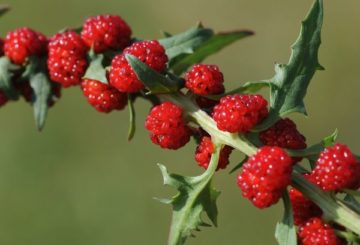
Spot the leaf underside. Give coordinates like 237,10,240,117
275,192,297,245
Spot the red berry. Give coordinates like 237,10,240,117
145,102,190,150
298,218,344,245
309,144,360,191
289,187,322,225
195,136,233,171
81,14,132,53
212,94,268,133
47,31,88,87
0,38,4,56
260,118,306,162
81,79,127,113
0,90,8,107
237,146,292,208
4,27,47,65
185,64,224,95
195,96,219,109
109,40,168,93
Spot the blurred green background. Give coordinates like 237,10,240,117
0,0,359,244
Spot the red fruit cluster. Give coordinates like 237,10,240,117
195,136,233,171
185,64,224,95
309,144,360,191
298,218,344,245
260,118,306,150
47,31,88,87
145,102,190,150
81,79,127,113
212,94,268,133
110,40,168,93
237,146,292,208
81,14,132,53
4,27,47,65
289,187,322,226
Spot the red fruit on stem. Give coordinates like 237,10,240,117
289,187,322,225
298,218,344,245
212,94,268,133
4,27,47,65
195,136,233,171
47,31,88,87
81,79,127,113
309,143,360,191
109,40,168,93
81,14,132,53
237,146,292,208
185,64,224,95
259,118,307,163
145,102,191,150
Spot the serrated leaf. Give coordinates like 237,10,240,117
159,26,214,61
126,54,180,94
275,192,297,245
127,94,136,141
158,145,221,245
0,56,20,99
256,0,323,130
83,52,108,84
0,5,10,17
171,30,254,75
29,71,51,131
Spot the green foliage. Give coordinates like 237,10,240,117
126,54,181,94
158,145,221,245
29,71,51,131
275,192,297,245
0,4,10,17
83,52,108,84
127,94,136,141
256,0,324,130
0,56,20,99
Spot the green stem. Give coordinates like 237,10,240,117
161,92,360,236
292,172,360,235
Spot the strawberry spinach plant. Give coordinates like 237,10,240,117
0,0,359,244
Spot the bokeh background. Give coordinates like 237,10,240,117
0,0,359,244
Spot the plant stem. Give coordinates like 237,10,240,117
159,91,360,236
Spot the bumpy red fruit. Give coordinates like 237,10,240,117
0,90,8,106
237,146,292,208
212,94,268,133
298,218,343,245
289,187,322,225
109,40,168,93
4,27,47,65
309,144,360,191
260,118,306,162
195,136,233,171
145,102,190,150
185,64,224,95
81,14,132,53
81,79,127,113
47,31,88,87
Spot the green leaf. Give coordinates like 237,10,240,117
83,52,108,84
207,80,270,100
29,71,51,131
159,26,214,61
127,94,136,141
322,128,338,147
126,54,180,94
256,0,324,130
158,144,221,245
171,30,254,75
343,195,360,214
0,4,10,17
275,192,297,245
0,56,20,99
